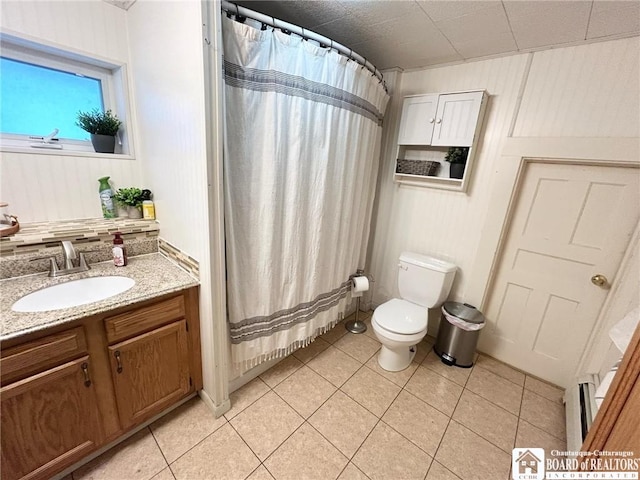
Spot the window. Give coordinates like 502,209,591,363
1,57,104,140
0,35,129,154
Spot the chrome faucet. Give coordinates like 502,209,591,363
46,241,91,277
61,241,77,269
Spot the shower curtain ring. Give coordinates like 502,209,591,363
235,3,239,16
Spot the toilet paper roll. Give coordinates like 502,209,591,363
352,276,369,298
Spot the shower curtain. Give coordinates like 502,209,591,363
222,15,389,370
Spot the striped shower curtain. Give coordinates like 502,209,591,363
222,15,389,371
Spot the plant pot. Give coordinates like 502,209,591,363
116,205,128,218
90,134,116,154
127,206,143,219
450,163,465,179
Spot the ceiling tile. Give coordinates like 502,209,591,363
236,1,349,29
434,4,516,58
230,0,639,71
503,0,592,49
587,1,640,39
435,4,512,43
416,0,502,22
453,31,518,59
312,16,376,49
338,0,425,25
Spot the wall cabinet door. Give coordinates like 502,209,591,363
108,320,190,429
431,91,484,147
397,94,438,145
1,357,104,480
398,92,484,147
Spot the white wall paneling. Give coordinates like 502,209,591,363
0,0,130,62
369,54,529,334
513,37,640,138
369,36,640,359
126,0,208,262
127,0,228,413
0,153,140,222
0,0,140,222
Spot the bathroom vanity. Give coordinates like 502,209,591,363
0,254,201,480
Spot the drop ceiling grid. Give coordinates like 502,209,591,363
234,0,640,71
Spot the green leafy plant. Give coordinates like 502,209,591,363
444,147,469,164
113,188,144,208
76,109,122,136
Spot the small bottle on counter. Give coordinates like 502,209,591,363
142,200,155,220
112,232,127,267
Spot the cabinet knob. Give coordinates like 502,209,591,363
436,118,442,124
428,118,434,124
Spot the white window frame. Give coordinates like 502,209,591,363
0,33,132,156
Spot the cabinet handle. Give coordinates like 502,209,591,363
428,118,434,123
114,350,123,373
436,118,442,124
81,362,91,387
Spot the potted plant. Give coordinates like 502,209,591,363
445,147,469,179
76,109,122,153
113,187,144,218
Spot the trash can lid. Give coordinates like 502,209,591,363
442,302,485,324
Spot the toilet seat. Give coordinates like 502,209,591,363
373,298,427,335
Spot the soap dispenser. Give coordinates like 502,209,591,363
112,232,127,266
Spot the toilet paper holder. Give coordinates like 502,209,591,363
346,270,374,334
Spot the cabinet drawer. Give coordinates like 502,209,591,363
1,327,88,384
104,295,185,344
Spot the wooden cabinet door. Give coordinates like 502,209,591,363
1,356,104,480
431,91,484,147
397,94,438,145
108,320,190,429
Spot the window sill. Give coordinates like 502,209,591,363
0,145,134,160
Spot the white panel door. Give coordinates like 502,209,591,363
431,92,483,147
397,95,438,145
480,162,640,387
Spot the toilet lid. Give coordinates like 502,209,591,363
374,298,427,335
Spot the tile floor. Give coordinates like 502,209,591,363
70,311,567,480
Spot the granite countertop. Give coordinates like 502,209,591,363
0,253,199,341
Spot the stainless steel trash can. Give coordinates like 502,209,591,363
434,302,485,368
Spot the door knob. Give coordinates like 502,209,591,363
428,118,434,123
591,274,608,287
436,118,442,124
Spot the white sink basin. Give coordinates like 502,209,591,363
12,276,135,313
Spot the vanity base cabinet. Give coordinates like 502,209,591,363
0,287,201,480
0,357,104,480
108,320,191,429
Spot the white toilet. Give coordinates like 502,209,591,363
372,252,457,372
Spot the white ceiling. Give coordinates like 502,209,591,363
234,1,640,70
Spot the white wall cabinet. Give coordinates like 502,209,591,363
397,95,439,145
395,90,488,193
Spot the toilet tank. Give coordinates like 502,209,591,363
398,252,457,308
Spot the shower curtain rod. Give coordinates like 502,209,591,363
220,1,387,91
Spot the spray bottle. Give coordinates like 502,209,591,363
98,176,116,219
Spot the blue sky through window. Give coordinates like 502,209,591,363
1,57,104,140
